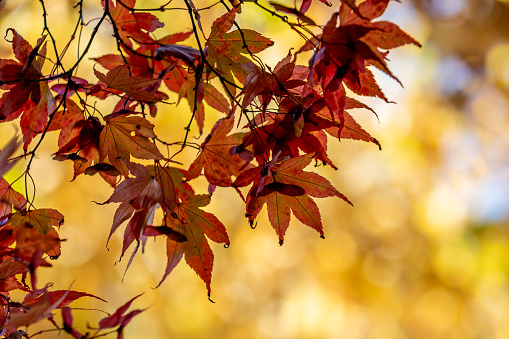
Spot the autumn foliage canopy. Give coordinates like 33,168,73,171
0,0,419,337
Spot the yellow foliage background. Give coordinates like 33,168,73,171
1,0,509,338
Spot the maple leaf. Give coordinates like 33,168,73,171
160,194,229,295
148,31,193,78
94,54,125,71
94,47,183,116
3,292,56,329
119,207,158,271
1,35,56,150
105,163,193,275
23,290,105,308
340,0,364,18
0,257,29,292
94,64,162,103
0,179,26,218
323,79,347,138
106,162,162,244
205,8,274,97
205,83,230,115
99,112,164,177
309,2,420,102
108,202,135,248
187,114,247,186
240,52,308,112
20,83,56,150
98,294,145,339
156,31,193,46
0,29,47,120
108,162,162,210
340,0,396,25
151,165,194,211
48,99,86,150
94,50,159,82
159,61,185,90
14,225,61,261
241,94,338,169
54,115,109,183
320,96,381,149
234,153,351,244
3,286,99,330
102,0,164,48
173,66,230,134
4,209,63,235
0,0,423,334
343,66,390,101
0,227,15,249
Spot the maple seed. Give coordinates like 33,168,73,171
254,182,306,197
52,154,87,163
84,163,121,176
68,79,79,91
260,165,269,177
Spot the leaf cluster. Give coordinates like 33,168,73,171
0,0,418,336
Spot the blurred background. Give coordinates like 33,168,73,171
1,0,509,338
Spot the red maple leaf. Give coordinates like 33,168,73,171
0,29,47,120
240,52,309,113
106,161,163,245
0,178,27,218
20,84,56,150
23,290,105,309
205,8,274,97
14,226,61,265
102,0,164,49
321,96,381,149
309,2,420,100
48,99,86,150
187,114,247,187
3,209,64,263
106,163,193,274
94,64,162,103
234,153,351,244
99,112,164,177
0,258,29,293
51,106,111,183
4,286,101,330
4,208,64,235
98,294,145,339
161,194,229,296
241,92,338,168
